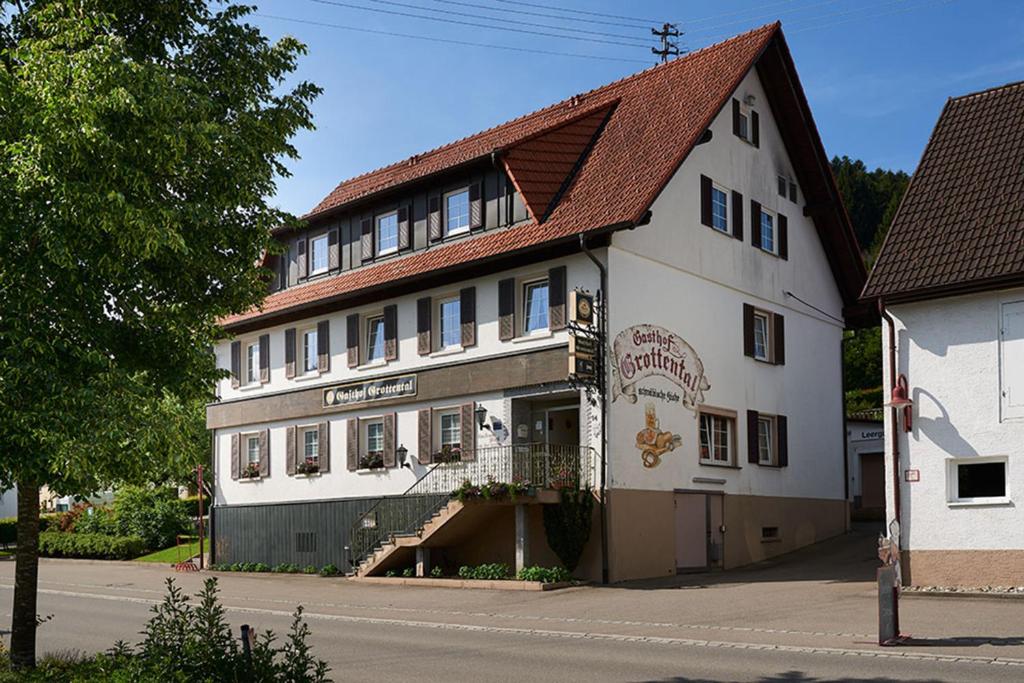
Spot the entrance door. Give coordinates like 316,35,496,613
546,407,579,446
674,493,708,571
860,452,885,513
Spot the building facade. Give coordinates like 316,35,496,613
208,23,867,582
846,413,885,521
863,81,1024,587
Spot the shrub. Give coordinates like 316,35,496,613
253,563,271,573
181,495,209,519
543,488,594,572
319,564,340,577
114,486,191,550
56,502,93,533
430,566,443,578
273,562,301,573
38,532,146,560
517,566,573,583
401,567,414,578
73,506,117,536
456,563,510,581
384,570,396,577
303,565,318,575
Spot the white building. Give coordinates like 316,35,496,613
863,80,1024,587
847,412,884,521
208,23,868,582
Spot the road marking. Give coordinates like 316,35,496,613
2,584,1023,669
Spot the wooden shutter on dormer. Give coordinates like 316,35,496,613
317,320,330,372
397,205,411,250
428,195,442,241
360,217,373,260
548,265,567,331
751,110,760,147
346,419,358,471
773,313,785,366
778,213,789,260
318,422,330,473
418,408,432,465
230,341,241,389
750,200,762,249
296,237,307,279
731,191,743,240
258,334,270,384
747,410,759,464
460,403,476,461
460,287,476,347
284,328,296,379
742,304,755,358
732,98,741,137
286,425,297,475
383,413,397,468
498,278,515,341
469,182,483,230
699,175,713,227
346,314,359,368
230,433,240,480
777,415,788,467
258,428,270,477
328,228,339,270
417,297,432,356
384,304,398,360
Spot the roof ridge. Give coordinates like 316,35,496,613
949,78,1024,102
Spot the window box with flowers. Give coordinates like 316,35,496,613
296,457,320,476
431,444,463,464
358,452,385,471
240,462,262,480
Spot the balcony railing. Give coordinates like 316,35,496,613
349,442,594,570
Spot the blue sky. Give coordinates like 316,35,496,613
250,0,1023,215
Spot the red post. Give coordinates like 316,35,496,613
197,465,205,569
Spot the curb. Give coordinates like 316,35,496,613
902,590,1024,601
351,576,581,591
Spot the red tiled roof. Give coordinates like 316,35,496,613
227,23,849,329
863,80,1024,302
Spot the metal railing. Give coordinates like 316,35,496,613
348,443,594,570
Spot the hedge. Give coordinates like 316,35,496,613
38,531,146,560
0,514,59,548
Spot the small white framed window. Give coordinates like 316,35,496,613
438,297,461,349
711,184,729,233
760,209,776,254
444,188,470,236
302,427,319,464
439,410,461,450
523,279,549,334
310,233,329,275
738,111,749,141
365,315,385,363
246,340,260,385
753,312,770,361
246,434,261,465
948,457,1009,505
758,416,776,465
376,212,398,256
699,411,734,465
302,328,318,374
365,420,384,457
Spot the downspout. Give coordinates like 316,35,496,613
579,233,610,585
878,299,902,543
840,334,851,531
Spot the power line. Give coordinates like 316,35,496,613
684,0,843,37
423,0,653,31
785,0,955,34
302,0,653,48
488,0,663,25
651,23,682,64
681,0,800,25
254,13,651,64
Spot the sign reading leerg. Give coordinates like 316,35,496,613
323,375,417,408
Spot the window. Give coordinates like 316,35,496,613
758,416,775,465
365,315,385,363
310,234,329,275
246,341,260,385
711,185,728,232
302,328,318,374
1000,301,1024,421
950,458,1008,504
762,526,780,541
445,188,470,236
523,280,549,334
753,312,770,362
438,297,461,349
760,209,776,254
246,435,260,465
365,420,384,457
777,175,788,197
303,428,319,464
376,212,398,256
439,411,461,449
699,412,733,465
738,111,749,141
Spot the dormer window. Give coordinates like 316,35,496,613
310,233,329,275
376,212,398,256
445,188,470,236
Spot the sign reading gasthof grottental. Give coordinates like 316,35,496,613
611,325,710,412
323,375,417,408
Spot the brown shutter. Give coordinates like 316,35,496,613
747,410,759,464
317,319,330,372
469,182,483,230
742,304,755,358
346,314,359,368
258,334,270,384
383,413,397,468
418,408,432,465
731,190,743,240
360,217,373,260
750,200,762,249
751,110,760,148
318,422,330,473
230,433,240,480
788,182,797,203
297,238,307,278
773,313,785,366
286,425,296,475
397,205,410,250
347,419,358,471
417,297,432,356
259,428,270,477
778,213,789,260
460,287,476,347
548,266,567,331
777,415,788,467
230,341,241,389
328,228,339,270
699,175,713,227
284,328,296,379
731,98,741,137
428,195,442,241
498,278,515,341
460,403,476,461
384,304,398,360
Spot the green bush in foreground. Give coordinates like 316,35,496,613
38,532,146,561
516,566,573,583
456,563,511,581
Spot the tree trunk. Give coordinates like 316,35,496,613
10,483,40,670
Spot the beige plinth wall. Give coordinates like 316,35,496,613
902,550,1024,587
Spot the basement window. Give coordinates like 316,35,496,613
948,457,1009,505
761,526,780,542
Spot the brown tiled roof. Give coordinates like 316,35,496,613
863,81,1024,302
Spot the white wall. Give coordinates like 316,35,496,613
0,488,16,519
884,287,1024,551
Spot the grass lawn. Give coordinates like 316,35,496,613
135,541,202,564
0,549,11,558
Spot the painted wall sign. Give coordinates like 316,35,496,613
611,325,710,411
635,403,681,468
323,375,417,408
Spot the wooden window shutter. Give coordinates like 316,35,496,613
383,413,397,468
699,175,713,227
750,200,762,249
317,319,330,372
731,98,741,137
258,334,270,384
751,110,760,147
418,408,432,465
230,433,240,480
428,195,442,241
346,314,359,368
318,422,330,473
346,419,359,471
417,296,432,355
360,217,373,260
498,278,515,341
397,205,411,250
778,213,789,260
297,237,307,278
328,228,340,270
230,341,241,389
460,287,476,347
460,403,476,461
731,190,743,240
747,410,759,464
789,182,797,203
777,415,788,467
548,265,567,331
259,428,270,477
742,304,755,358
284,328,296,379
384,304,398,360
773,313,785,365
469,182,484,230
286,425,297,475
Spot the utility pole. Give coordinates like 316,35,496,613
651,22,681,64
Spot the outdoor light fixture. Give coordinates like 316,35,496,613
885,373,913,433
396,444,410,468
475,405,491,430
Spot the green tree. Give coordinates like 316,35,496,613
0,1,318,668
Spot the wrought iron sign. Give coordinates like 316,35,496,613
568,288,601,387
323,375,417,408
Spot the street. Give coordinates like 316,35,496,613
3,529,1023,682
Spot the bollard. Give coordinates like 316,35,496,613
877,566,898,644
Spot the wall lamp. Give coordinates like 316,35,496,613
396,444,411,469
884,373,913,433
475,405,491,431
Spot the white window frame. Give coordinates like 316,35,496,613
947,456,1010,506
301,426,319,465
710,183,729,233
301,327,318,375
435,408,462,452
753,311,771,362
364,419,385,458
757,415,777,465
245,340,260,385
759,208,777,255
437,296,461,350
245,433,261,465
444,187,471,237
376,211,399,256
365,315,386,364
698,409,735,466
999,300,1024,421
522,279,550,335
309,233,329,275
738,110,749,141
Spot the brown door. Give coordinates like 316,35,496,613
860,452,885,511
675,493,707,571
